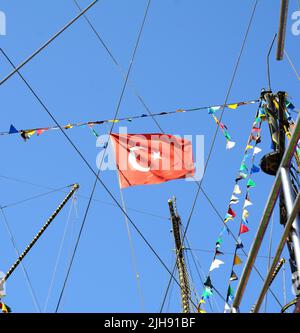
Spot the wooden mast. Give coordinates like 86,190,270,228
168,197,191,313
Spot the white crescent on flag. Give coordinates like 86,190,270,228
128,147,151,172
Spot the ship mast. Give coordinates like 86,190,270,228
168,197,191,313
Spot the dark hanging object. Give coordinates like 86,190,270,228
260,151,281,176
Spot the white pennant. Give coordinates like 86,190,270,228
226,141,236,149
233,184,241,195
209,259,224,272
230,195,239,204
253,147,262,155
224,302,231,312
243,199,253,208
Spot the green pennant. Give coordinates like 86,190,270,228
240,163,248,172
202,287,213,298
254,117,260,124
229,285,234,296
247,179,256,188
216,237,223,245
224,130,231,140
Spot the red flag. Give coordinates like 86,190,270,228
110,133,195,188
228,207,236,218
239,223,249,234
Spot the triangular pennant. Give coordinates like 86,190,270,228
286,101,295,110
252,127,261,133
254,117,260,124
209,259,224,272
224,302,231,311
246,145,253,150
227,285,235,301
224,130,231,140
215,249,224,256
208,106,221,114
216,237,223,246
228,103,238,110
224,215,233,223
233,184,242,195
236,172,247,182
204,276,213,288
230,271,238,281
251,164,260,173
243,199,253,208
9,125,19,134
234,255,243,266
239,223,249,234
247,179,256,188
202,287,213,299
37,129,47,136
230,195,239,205
25,130,36,137
226,140,236,149
236,241,244,249
242,209,249,219
228,207,236,218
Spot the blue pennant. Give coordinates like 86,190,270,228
251,164,260,173
9,125,19,134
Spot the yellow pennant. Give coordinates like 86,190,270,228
228,103,238,110
25,130,36,137
242,209,249,219
1,303,8,313
234,255,243,266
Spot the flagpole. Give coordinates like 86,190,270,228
0,184,79,289
168,197,192,313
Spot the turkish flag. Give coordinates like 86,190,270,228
110,133,195,188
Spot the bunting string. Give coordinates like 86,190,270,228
198,98,266,313
3,99,258,141
198,97,298,312
223,108,264,311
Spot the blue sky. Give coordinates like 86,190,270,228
0,0,299,313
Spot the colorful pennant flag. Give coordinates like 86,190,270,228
230,271,238,281
240,223,249,234
247,179,256,188
233,255,243,266
209,259,224,272
9,125,18,134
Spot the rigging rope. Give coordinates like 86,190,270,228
0,1,99,87
0,208,41,313
116,148,145,312
160,0,260,313
72,0,164,133
264,213,275,312
284,50,300,81
0,174,168,221
43,194,77,312
0,185,73,210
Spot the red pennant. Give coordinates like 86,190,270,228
240,223,249,234
228,207,236,218
37,128,48,136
